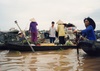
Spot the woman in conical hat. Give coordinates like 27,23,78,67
57,20,65,45
30,18,36,22
84,17,96,30
74,17,96,40
56,20,63,24
29,18,38,43
82,17,96,40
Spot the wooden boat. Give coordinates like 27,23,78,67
0,42,77,51
0,31,78,51
78,40,100,56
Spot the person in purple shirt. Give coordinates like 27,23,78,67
74,17,96,40
29,18,38,43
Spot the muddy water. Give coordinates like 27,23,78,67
0,49,100,71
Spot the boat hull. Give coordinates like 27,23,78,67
0,43,77,51
78,41,100,56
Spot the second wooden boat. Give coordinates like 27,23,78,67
78,40,100,56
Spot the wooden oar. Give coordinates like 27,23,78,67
76,33,79,55
14,20,35,52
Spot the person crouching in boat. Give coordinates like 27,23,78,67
29,18,38,43
18,32,25,42
57,20,65,45
74,17,96,41
49,21,56,43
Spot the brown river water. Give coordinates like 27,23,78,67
0,49,100,71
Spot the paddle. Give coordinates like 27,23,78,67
76,33,79,54
14,20,35,52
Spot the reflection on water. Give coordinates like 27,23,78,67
0,49,100,71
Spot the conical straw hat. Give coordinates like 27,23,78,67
30,18,36,22
56,20,63,24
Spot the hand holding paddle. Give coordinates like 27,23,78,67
72,29,80,54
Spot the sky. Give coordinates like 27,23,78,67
0,0,100,31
